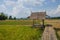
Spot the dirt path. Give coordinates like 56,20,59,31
41,26,57,40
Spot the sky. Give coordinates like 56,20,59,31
0,0,60,18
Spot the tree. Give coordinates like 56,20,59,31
0,12,8,20
9,16,12,20
14,17,16,20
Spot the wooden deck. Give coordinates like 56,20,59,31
41,26,57,40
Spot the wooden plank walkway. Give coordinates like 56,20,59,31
41,26,57,40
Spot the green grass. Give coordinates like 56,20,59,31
0,25,43,40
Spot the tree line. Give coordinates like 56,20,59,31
50,17,60,19
0,12,16,20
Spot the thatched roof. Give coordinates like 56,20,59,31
30,12,46,19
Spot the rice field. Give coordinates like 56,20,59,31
0,20,43,40
45,19,60,28
0,19,60,40
0,20,41,25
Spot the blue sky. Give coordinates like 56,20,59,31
0,0,60,18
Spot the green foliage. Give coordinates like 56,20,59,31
0,12,8,20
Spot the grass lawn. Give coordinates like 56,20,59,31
0,25,43,40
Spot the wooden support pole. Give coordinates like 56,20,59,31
42,19,45,28
33,19,34,27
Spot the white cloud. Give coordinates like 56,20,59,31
22,0,45,6
4,0,16,7
48,5,60,17
0,4,6,12
51,0,56,2
0,0,59,18
0,0,46,18
53,5,60,14
8,0,46,17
